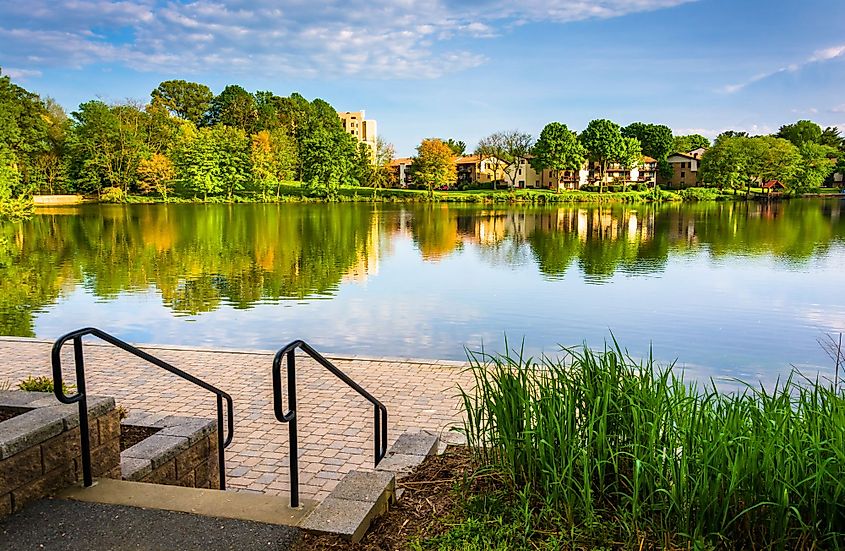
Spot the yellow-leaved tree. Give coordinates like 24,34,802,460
410,138,457,196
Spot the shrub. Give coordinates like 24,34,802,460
100,186,126,203
18,376,75,394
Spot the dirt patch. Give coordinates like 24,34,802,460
0,405,32,423
120,424,162,451
295,447,472,551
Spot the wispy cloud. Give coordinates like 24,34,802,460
1,68,43,80
672,125,774,139
0,0,698,80
723,43,845,94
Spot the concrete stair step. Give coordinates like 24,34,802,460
58,478,316,527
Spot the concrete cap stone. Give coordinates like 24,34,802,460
376,453,427,474
122,435,189,469
300,497,386,543
328,470,394,504
120,456,153,481
157,418,215,445
389,431,439,457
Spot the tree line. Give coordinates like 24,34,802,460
409,120,844,195
700,122,845,194
410,121,714,193
0,71,394,207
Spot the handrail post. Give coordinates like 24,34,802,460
73,336,93,487
216,394,226,490
287,349,299,508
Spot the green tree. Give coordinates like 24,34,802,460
819,126,844,150
411,138,457,195
776,120,822,147
151,80,213,125
206,85,258,131
792,142,836,192
622,123,673,160
66,101,148,194
622,122,673,180
443,139,467,156
673,134,710,153
212,125,251,200
529,122,586,190
580,119,624,193
174,125,219,200
300,127,358,199
617,137,643,187
700,137,750,190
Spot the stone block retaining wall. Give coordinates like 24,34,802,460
0,391,120,517
121,413,219,489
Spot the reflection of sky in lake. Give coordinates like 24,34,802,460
0,201,841,388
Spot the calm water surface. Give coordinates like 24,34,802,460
1,201,843,385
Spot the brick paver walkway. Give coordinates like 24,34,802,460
0,337,473,501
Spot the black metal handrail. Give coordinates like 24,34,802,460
51,327,234,490
273,340,388,508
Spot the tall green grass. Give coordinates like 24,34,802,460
460,340,845,548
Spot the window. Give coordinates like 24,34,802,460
681,171,686,178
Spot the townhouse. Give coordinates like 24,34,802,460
660,148,706,188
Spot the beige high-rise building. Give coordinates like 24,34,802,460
338,110,377,154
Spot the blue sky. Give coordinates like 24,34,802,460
1,0,844,156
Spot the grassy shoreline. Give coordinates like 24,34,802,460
441,341,845,550
40,183,828,206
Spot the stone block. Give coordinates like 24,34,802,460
91,437,120,477
328,470,395,504
0,446,42,495
97,410,121,446
144,459,177,484
11,463,75,512
376,453,426,474
121,456,152,481
0,493,11,517
0,408,67,459
175,470,195,487
122,412,170,428
0,390,47,406
41,428,80,473
158,418,215,445
389,431,439,457
175,438,209,478
122,435,189,470
301,496,390,543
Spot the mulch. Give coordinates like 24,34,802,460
294,447,473,551
119,424,162,451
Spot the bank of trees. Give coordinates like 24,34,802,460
0,71,387,206
699,121,841,193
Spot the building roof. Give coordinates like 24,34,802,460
641,155,657,163
761,179,787,189
668,152,696,160
456,155,481,164
388,157,414,167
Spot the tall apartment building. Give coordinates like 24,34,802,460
337,111,377,153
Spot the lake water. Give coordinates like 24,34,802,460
1,200,843,385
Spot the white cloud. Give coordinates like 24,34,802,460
0,0,698,79
723,43,845,94
2,68,43,79
672,124,774,139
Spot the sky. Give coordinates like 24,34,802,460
1,0,844,156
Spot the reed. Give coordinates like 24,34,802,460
459,339,845,548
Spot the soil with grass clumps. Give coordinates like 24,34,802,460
120,424,162,451
294,447,472,551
